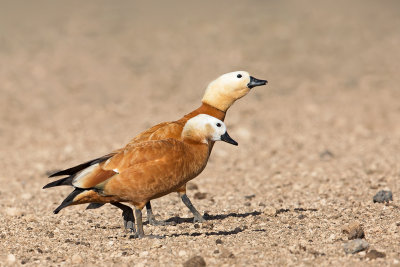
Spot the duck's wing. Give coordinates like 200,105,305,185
97,140,189,199
71,139,184,190
45,121,185,190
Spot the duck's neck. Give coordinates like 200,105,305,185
182,140,210,176
201,86,236,112
182,103,226,122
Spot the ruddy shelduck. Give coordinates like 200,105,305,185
44,115,238,238
47,71,267,229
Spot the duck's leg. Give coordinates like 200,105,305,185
111,202,135,232
146,201,175,226
180,192,205,223
134,207,164,239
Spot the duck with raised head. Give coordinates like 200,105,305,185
46,71,267,229
44,115,238,238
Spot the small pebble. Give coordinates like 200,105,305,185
193,192,207,200
244,194,256,200
7,254,16,263
288,245,297,254
183,256,206,267
220,248,235,258
233,227,242,233
366,249,386,259
24,214,38,222
342,221,365,239
263,207,277,216
139,251,149,257
216,239,223,244
320,149,334,160
5,207,23,217
178,250,187,256
373,190,393,203
187,183,198,190
201,221,214,229
343,239,369,254
71,254,82,264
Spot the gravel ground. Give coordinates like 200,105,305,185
1,0,400,266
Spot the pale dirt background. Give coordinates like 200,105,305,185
1,0,400,266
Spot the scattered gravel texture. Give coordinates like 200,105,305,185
373,190,393,203
1,0,400,266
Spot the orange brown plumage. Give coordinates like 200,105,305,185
45,71,267,229
46,114,238,237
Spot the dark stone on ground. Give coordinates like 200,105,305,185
365,249,386,259
298,214,306,219
244,194,256,200
320,149,334,160
183,256,206,267
373,190,393,203
187,183,199,190
193,192,207,200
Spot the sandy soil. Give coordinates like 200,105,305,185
1,0,400,266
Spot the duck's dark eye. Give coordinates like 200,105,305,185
237,74,242,78
216,123,221,127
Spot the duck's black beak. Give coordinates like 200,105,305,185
220,131,238,146
247,76,268,89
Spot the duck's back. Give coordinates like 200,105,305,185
126,103,226,145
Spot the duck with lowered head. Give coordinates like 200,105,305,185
45,114,238,238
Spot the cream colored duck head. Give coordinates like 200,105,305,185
182,114,238,146
202,71,267,112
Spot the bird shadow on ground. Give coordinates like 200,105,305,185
167,227,256,238
148,210,262,226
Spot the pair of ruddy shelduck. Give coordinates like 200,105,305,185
44,71,267,238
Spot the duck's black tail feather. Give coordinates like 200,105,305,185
53,188,86,214
43,175,73,189
86,203,105,209
48,154,113,178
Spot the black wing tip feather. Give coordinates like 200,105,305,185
49,170,68,178
48,155,113,178
43,176,73,189
53,188,85,214
86,203,105,210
